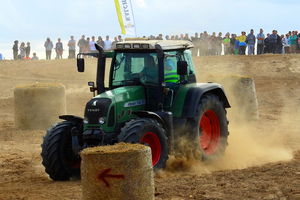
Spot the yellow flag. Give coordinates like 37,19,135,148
114,0,136,36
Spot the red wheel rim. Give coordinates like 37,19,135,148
140,132,161,166
199,110,221,155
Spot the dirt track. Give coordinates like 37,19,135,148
0,55,300,200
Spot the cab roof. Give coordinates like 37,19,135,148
113,39,194,51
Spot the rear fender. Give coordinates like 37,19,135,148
182,83,230,118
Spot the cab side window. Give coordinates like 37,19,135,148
183,49,195,75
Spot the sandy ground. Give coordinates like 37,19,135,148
0,54,300,200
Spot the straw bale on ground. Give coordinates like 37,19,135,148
14,82,66,129
81,143,154,200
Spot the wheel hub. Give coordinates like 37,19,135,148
199,110,221,155
140,132,161,166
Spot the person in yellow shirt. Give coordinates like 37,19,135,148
223,33,231,55
236,31,247,55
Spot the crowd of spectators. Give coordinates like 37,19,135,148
12,40,38,60
11,35,122,60
10,29,300,60
158,29,300,56
41,35,122,60
183,29,300,56
150,29,300,56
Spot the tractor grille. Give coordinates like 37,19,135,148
84,98,111,124
84,124,102,130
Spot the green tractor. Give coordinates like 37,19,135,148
41,39,230,180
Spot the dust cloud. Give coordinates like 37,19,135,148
161,71,298,175
162,115,295,176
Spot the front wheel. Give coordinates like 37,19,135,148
41,121,81,180
118,118,169,170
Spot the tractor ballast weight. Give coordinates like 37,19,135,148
42,39,231,180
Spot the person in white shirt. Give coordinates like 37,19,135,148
31,52,39,60
19,42,26,59
103,35,112,51
282,34,290,54
89,36,97,53
68,36,76,58
44,38,53,60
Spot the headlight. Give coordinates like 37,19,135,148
83,117,88,124
99,117,105,125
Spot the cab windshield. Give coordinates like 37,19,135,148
111,52,159,87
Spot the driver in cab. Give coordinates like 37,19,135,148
164,58,179,86
139,55,158,84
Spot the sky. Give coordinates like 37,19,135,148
0,0,300,59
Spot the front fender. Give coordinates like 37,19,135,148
132,111,166,128
59,115,83,124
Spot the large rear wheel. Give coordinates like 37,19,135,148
118,118,168,169
193,94,229,160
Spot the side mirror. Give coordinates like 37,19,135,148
177,61,188,76
77,58,85,72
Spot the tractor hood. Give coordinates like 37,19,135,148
95,85,145,104
84,86,146,131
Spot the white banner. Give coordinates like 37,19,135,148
114,0,136,36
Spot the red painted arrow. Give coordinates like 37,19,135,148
97,168,125,188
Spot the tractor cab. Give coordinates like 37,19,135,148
77,39,197,111
112,40,198,111
111,39,197,87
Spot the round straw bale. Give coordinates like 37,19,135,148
232,76,259,120
81,143,154,200
14,82,66,129
205,74,259,121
